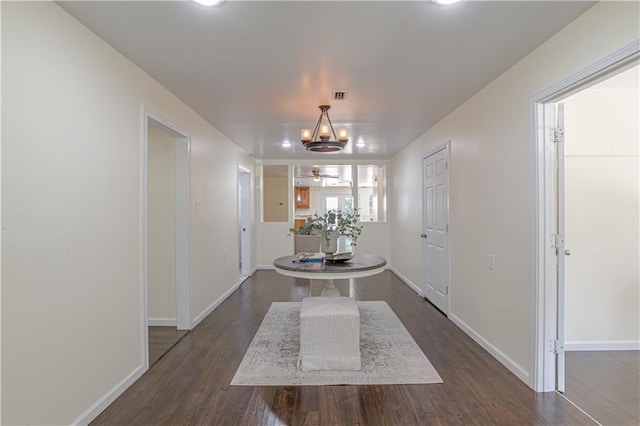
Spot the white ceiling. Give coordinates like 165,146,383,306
58,0,595,160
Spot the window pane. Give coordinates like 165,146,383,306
357,165,386,222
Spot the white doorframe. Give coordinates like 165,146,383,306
532,40,639,392
238,165,252,280
140,106,192,370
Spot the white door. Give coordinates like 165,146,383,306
238,167,251,281
554,103,567,392
422,146,450,314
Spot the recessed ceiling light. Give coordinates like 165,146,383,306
193,0,225,6
356,138,366,148
431,0,461,5
281,140,291,148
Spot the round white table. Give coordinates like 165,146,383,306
273,254,387,296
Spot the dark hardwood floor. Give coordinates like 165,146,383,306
93,271,594,425
565,350,640,426
148,326,189,367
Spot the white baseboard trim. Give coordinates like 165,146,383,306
72,364,145,426
389,266,423,296
250,266,258,275
148,318,176,327
565,341,640,351
449,313,531,387
255,264,275,270
191,281,241,328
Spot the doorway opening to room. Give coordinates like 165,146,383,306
535,43,638,426
143,111,192,368
238,166,251,283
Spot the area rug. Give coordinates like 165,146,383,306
231,301,443,386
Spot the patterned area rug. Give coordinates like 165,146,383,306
231,301,443,386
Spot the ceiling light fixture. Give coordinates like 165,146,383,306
281,140,291,148
193,0,225,7
431,0,461,5
301,105,348,153
356,138,366,148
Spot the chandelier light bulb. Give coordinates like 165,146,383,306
337,128,349,142
319,125,331,139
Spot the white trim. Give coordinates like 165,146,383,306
389,267,423,296
139,106,150,371
565,341,640,351
450,313,531,386
191,281,242,328
72,365,145,426
140,106,193,373
532,40,640,393
148,318,177,327
256,264,276,270
174,135,192,331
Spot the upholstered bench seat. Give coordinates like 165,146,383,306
298,296,361,371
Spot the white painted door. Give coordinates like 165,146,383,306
554,103,566,393
238,167,251,281
422,146,450,314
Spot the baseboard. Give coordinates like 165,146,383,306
255,264,275,270
449,313,531,387
191,281,241,328
565,341,640,351
250,266,258,275
389,267,423,296
148,318,176,327
72,364,145,426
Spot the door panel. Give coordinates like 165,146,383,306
422,146,450,314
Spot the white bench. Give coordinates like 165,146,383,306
298,296,361,371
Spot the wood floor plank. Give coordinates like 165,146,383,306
565,350,640,426
92,271,595,425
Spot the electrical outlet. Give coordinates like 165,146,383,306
488,254,495,271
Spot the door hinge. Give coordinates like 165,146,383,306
446,224,449,232
551,128,564,143
552,234,565,249
446,286,449,295
446,162,448,170
551,339,565,354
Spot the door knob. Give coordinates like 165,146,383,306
564,249,571,256
420,233,427,238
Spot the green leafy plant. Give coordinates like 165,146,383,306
289,209,364,247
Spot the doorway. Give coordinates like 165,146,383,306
534,42,639,424
142,111,192,368
421,144,450,315
238,166,251,282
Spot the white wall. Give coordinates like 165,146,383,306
563,69,640,348
1,2,253,424
147,125,177,322
389,1,639,386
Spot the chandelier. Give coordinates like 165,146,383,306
301,105,348,152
